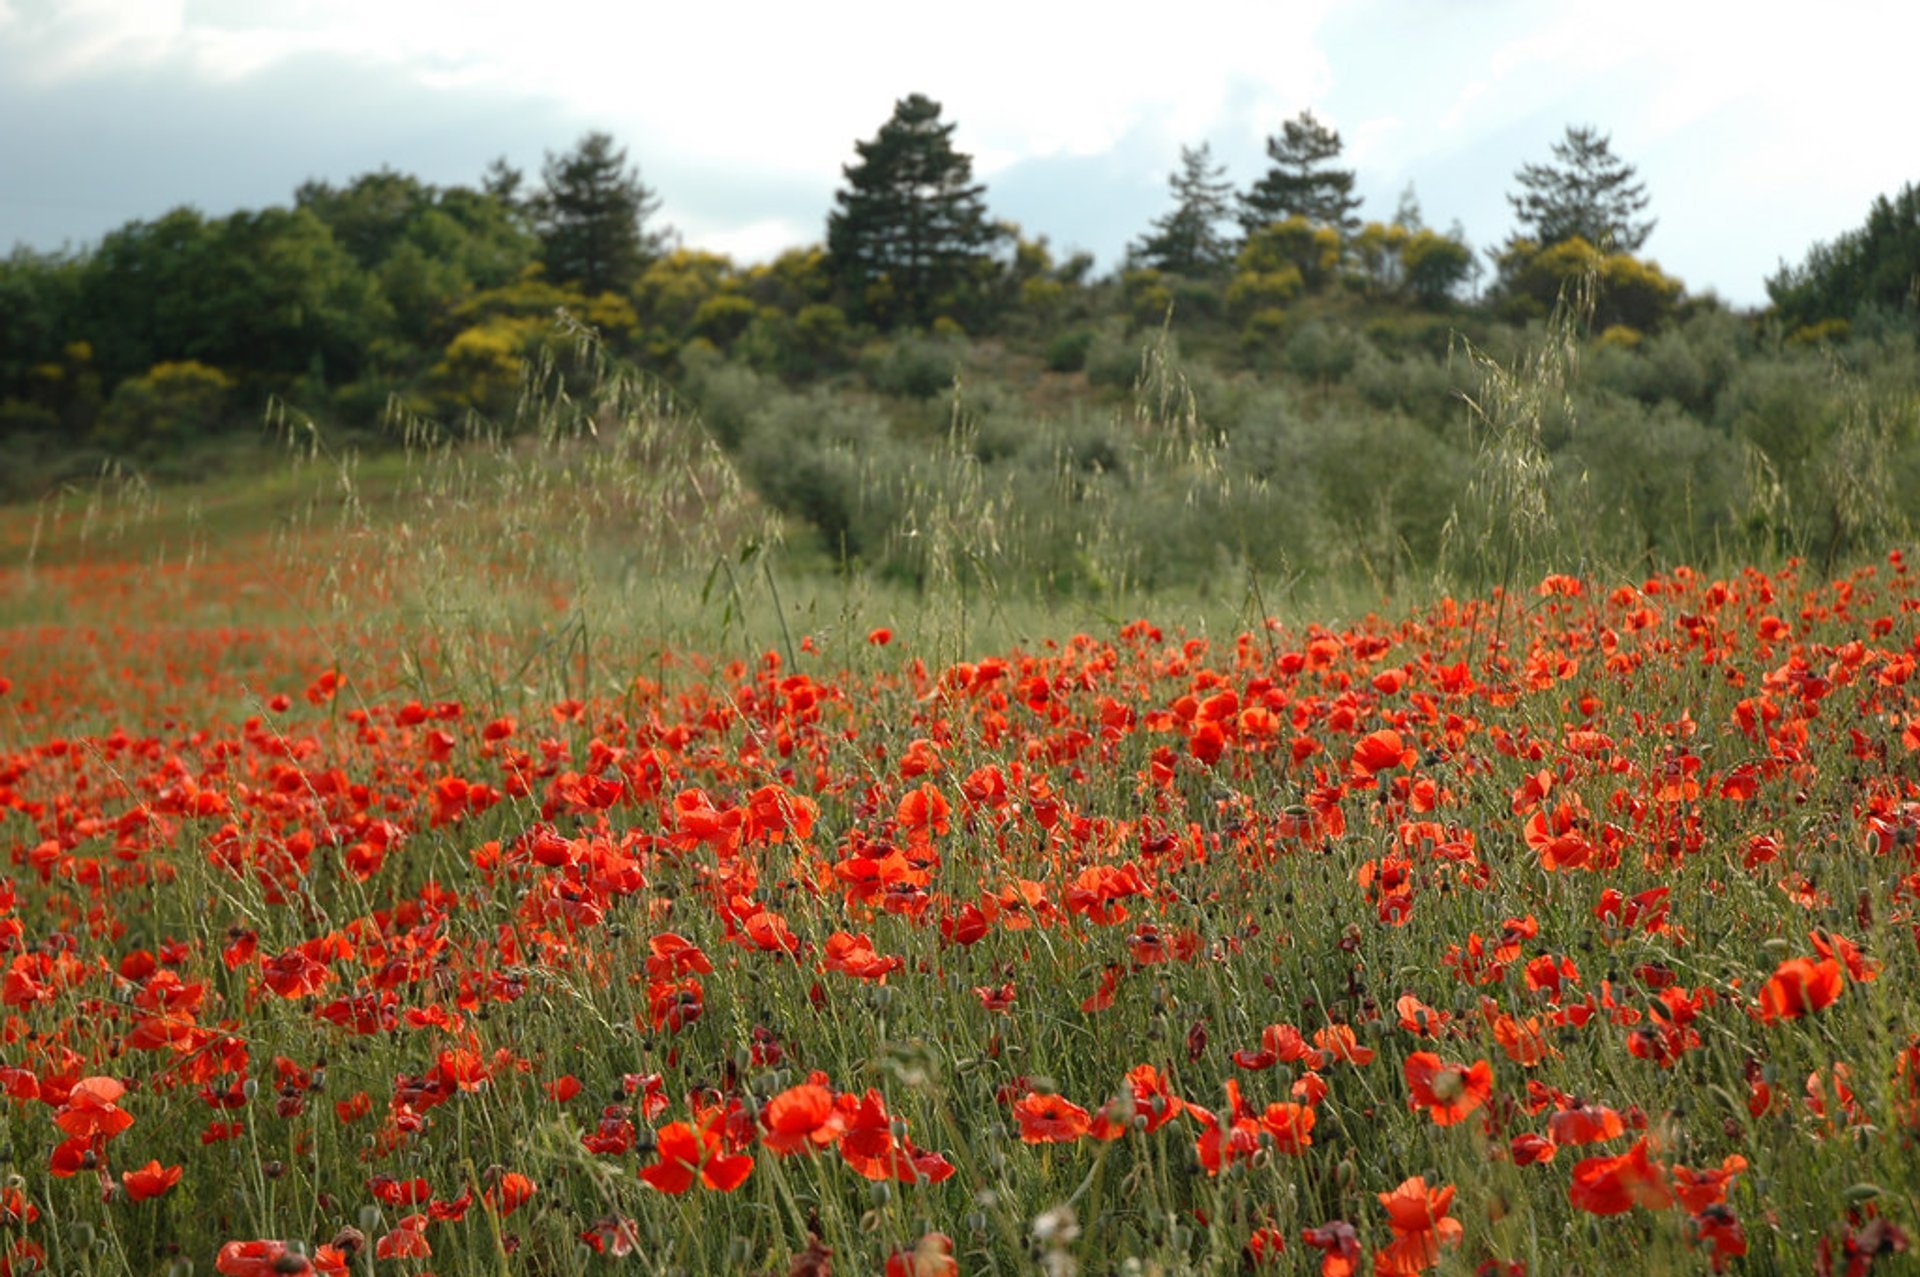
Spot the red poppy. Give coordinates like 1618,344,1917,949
1302,1219,1361,1277
1510,1132,1557,1165
1568,1137,1672,1215
1547,1100,1626,1146
1759,957,1844,1022
761,1081,839,1155
1374,1177,1463,1275
1012,1091,1091,1144
374,1215,431,1260
216,1241,314,1277
1352,728,1413,777
1689,1206,1749,1273
886,1232,959,1277
639,1116,753,1194
1672,1154,1747,1214
485,1172,537,1216
54,1076,134,1140
1313,1024,1375,1066
1089,1064,1184,1139
120,1160,182,1201
1402,1052,1493,1126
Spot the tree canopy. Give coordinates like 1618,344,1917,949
1768,182,1920,332
534,132,670,296
1238,111,1362,236
1507,126,1654,253
1134,143,1235,278
826,94,1003,328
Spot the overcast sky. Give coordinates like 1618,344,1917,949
2,0,1915,307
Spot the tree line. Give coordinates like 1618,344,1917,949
0,93,1912,477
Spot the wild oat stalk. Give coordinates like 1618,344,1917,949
1446,267,1594,667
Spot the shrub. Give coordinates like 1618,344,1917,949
1044,330,1094,374
1283,321,1362,382
94,360,236,450
866,333,965,399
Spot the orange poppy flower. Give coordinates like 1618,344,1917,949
216,1241,314,1276
1013,1091,1091,1144
1672,1154,1747,1214
639,1116,753,1194
120,1160,182,1201
1259,1101,1316,1155
1568,1137,1672,1215
886,1233,959,1277
1374,1176,1463,1275
760,1082,839,1155
485,1171,538,1216
374,1215,431,1260
1089,1064,1184,1139
1402,1052,1493,1126
54,1076,134,1140
1758,956,1843,1022
1302,1219,1362,1277
1313,1024,1375,1066
1547,1100,1626,1146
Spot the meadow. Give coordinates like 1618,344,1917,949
1,329,1917,1277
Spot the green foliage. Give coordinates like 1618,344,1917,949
1238,109,1362,235
1044,329,1094,373
826,94,1004,329
1400,227,1476,306
0,246,83,407
1768,181,1920,331
688,294,761,347
534,131,669,295
1281,319,1361,381
863,332,965,399
1121,268,1175,327
1348,220,1409,294
94,360,236,449
1349,221,1474,307
1507,125,1654,252
77,205,391,392
1562,392,1749,559
1494,237,1683,332
1236,217,1340,292
733,301,853,380
1134,142,1236,278
741,247,836,312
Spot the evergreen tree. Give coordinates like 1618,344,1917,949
1768,181,1920,330
534,132,669,295
1133,143,1235,278
1508,125,1653,252
826,94,1002,328
1238,110,1362,236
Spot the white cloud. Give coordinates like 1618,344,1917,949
9,0,1343,177
692,216,813,265
8,0,1920,300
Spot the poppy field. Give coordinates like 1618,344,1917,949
3,494,1919,1276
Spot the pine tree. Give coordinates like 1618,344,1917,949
533,132,669,296
1767,181,1920,329
1133,143,1235,278
1507,126,1653,252
826,94,1002,328
1238,110,1362,236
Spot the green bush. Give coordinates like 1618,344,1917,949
94,360,236,450
865,333,965,399
1282,321,1362,382
1044,329,1094,373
